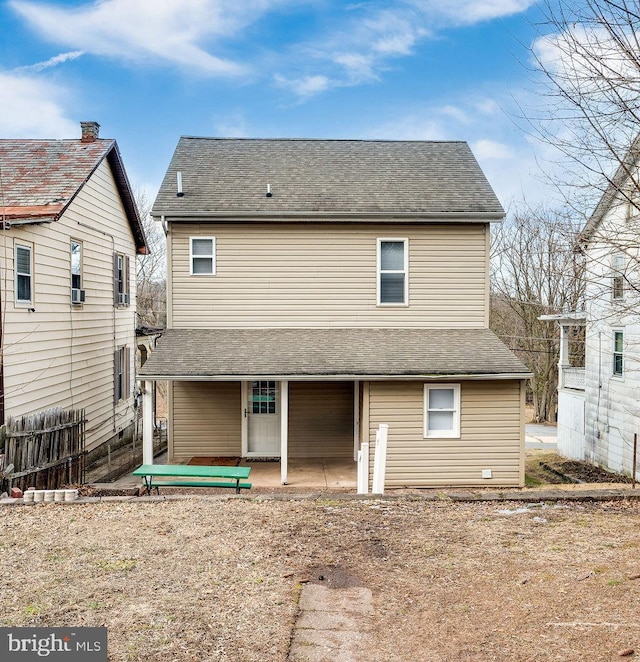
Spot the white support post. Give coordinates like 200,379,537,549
357,441,369,494
142,380,154,465
558,324,570,389
372,423,388,494
353,380,360,461
280,380,289,485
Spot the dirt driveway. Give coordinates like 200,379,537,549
1,496,639,661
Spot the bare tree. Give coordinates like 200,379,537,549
529,0,640,217
135,189,166,328
491,207,585,422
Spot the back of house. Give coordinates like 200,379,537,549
142,138,530,488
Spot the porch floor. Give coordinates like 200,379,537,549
107,457,357,490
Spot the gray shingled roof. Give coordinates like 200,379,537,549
0,138,147,253
139,328,530,379
152,138,504,219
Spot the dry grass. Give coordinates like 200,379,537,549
2,496,640,661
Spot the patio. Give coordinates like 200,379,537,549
105,457,357,491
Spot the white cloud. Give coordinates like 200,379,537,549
212,111,251,137
274,74,333,98
0,72,77,138
9,0,286,76
472,138,514,160
276,0,535,99
14,50,84,73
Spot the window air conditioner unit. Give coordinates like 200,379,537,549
118,292,129,305
71,288,85,304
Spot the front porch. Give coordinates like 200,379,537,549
110,456,356,491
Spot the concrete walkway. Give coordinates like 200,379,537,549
289,583,374,662
525,423,558,449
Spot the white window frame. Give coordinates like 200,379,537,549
612,254,625,301
613,330,624,377
15,243,33,304
377,238,408,306
424,384,461,439
190,237,216,276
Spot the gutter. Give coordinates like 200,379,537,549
152,211,506,222
138,372,532,382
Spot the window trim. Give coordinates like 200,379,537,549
377,237,408,306
611,254,625,301
15,243,33,305
114,345,131,403
71,239,83,303
113,252,130,306
190,236,216,276
424,384,461,439
613,330,624,377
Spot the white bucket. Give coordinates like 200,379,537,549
64,489,78,501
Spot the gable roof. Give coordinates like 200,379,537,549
0,137,148,254
152,138,504,221
581,133,640,244
138,328,530,380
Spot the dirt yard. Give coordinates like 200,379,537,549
1,495,639,661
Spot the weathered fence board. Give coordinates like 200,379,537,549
1,408,86,491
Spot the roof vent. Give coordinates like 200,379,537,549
176,171,184,197
80,121,100,143
266,183,272,198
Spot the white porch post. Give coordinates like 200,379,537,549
353,380,360,461
558,324,570,389
142,380,154,465
280,380,289,485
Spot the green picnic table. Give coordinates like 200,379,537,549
133,464,251,495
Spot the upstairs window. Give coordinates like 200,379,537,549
190,237,216,275
71,240,84,304
424,384,461,438
613,331,624,376
612,254,625,300
113,253,130,306
377,238,408,305
16,244,33,304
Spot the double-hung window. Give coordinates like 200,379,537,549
71,240,84,304
613,331,624,377
377,238,408,305
16,244,33,304
113,253,130,306
612,254,625,300
114,346,131,402
190,237,216,275
424,384,461,438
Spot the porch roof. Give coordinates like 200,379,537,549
139,328,531,380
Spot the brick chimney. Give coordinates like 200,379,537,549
80,121,100,142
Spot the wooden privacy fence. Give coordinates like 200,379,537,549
1,408,86,491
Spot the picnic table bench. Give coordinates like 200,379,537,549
133,464,251,495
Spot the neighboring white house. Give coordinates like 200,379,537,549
0,121,148,452
543,154,640,480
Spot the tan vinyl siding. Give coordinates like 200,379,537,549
170,381,241,460
368,380,523,487
169,222,487,328
288,382,353,458
1,159,137,450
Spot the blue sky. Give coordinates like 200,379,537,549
0,0,558,209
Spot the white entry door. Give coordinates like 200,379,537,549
245,380,281,456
